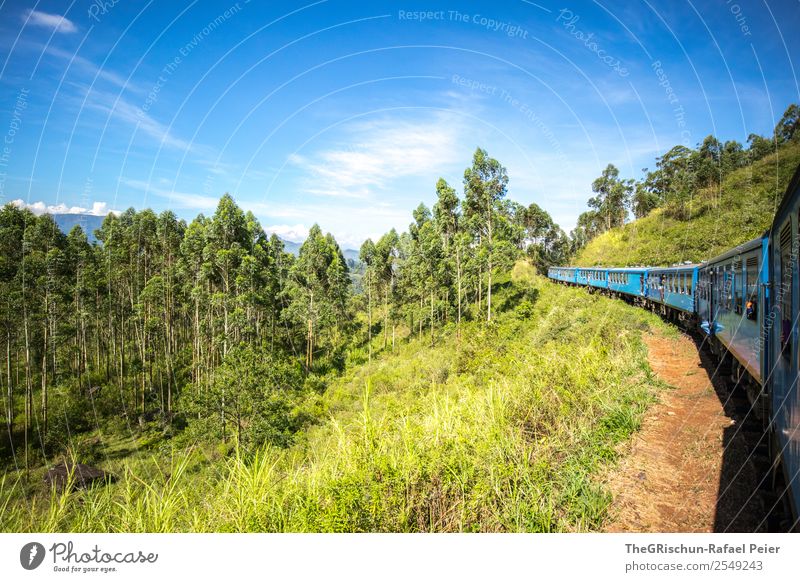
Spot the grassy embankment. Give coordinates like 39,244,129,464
1,262,673,532
576,142,800,266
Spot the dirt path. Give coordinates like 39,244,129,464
603,330,765,532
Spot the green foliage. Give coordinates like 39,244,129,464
1,262,671,532
570,106,798,254
576,141,800,265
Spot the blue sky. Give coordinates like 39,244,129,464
0,0,798,248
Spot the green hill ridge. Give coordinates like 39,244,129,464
575,142,800,267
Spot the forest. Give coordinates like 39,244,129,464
0,147,568,473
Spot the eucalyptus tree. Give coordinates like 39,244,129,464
285,224,350,371
373,229,399,349
433,179,461,332
463,148,509,322
588,164,632,232
359,238,376,361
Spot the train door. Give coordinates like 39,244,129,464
712,266,723,326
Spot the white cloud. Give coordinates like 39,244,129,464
43,45,141,92
288,113,468,200
122,179,220,209
24,10,77,34
11,199,116,216
83,89,193,151
263,224,308,243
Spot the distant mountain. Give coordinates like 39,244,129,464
52,214,106,243
50,213,361,264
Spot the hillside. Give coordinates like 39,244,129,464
1,262,673,532
575,142,800,266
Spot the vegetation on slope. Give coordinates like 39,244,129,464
0,263,671,532
575,141,800,266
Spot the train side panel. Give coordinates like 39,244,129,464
646,267,698,312
608,268,646,297
705,238,766,384
587,268,608,290
768,165,800,520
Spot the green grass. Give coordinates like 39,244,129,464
576,142,800,266
0,263,672,532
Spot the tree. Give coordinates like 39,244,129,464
373,229,399,349
631,171,663,219
588,164,632,231
775,104,799,144
359,239,376,361
463,148,509,322
747,133,774,162
285,225,350,372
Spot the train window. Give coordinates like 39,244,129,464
734,269,743,315
687,274,693,295
780,222,793,360
746,257,758,321
725,269,733,310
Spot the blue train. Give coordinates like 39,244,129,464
548,164,800,527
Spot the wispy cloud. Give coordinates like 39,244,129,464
24,10,77,34
42,45,141,92
12,199,116,216
288,112,467,199
122,178,220,209
83,89,194,151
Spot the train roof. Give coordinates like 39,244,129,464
700,236,765,267
563,266,647,270
647,264,700,273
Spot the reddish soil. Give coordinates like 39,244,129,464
603,331,765,532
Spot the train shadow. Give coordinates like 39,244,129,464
689,334,791,532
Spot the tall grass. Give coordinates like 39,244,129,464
1,263,670,532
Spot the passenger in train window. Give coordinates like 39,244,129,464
746,295,757,320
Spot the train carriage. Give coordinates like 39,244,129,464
607,267,647,298
548,267,577,284
698,236,768,389
586,268,608,290
645,265,699,313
